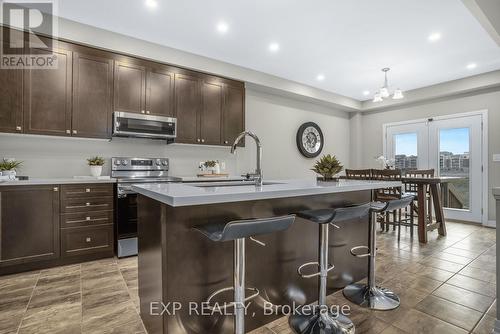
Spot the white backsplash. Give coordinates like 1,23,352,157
0,134,241,178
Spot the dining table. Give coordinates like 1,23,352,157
401,176,449,243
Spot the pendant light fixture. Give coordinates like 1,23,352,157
373,68,404,102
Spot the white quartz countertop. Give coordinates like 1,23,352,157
132,179,402,207
176,175,246,182
493,187,500,196
0,178,116,186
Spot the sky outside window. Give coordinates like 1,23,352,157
439,128,469,154
395,132,417,156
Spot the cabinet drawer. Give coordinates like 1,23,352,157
61,225,113,257
61,210,113,228
61,184,114,198
61,196,113,213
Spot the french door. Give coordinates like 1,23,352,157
385,113,485,223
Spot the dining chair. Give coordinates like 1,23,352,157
404,169,434,228
371,169,412,238
345,169,373,180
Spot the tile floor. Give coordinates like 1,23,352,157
0,222,496,334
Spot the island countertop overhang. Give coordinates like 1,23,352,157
132,179,403,207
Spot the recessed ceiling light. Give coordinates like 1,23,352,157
216,21,229,34
145,0,158,8
428,32,441,42
466,62,477,70
316,74,325,81
363,90,370,96
268,42,280,53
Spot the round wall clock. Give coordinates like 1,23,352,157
296,122,324,158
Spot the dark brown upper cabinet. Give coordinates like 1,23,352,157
223,84,245,146
200,80,223,145
0,185,60,267
114,60,146,114
0,43,23,134
72,50,114,138
23,46,72,136
174,73,200,144
146,66,175,117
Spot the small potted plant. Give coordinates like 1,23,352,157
87,156,105,177
0,158,23,180
375,155,395,169
203,160,220,174
311,154,344,181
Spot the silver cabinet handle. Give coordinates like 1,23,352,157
224,140,228,144
141,110,145,114
66,130,71,134
146,111,150,114
53,187,59,192
86,216,91,221
197,139,201,142
85,202,91,206
201,139,205,143
85,188,91,193
16,126,22,131
85,237,92,243
72,130,77,134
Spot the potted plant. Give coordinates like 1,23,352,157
203,160,220,174
0,158,23,180
87,156,105,177
375,155,395,169
311,154,344,181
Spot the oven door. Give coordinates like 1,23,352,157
113,111,177,139
116,185,139,257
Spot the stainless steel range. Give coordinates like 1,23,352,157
112,157,181,257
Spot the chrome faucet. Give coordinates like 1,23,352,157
230,131,263,186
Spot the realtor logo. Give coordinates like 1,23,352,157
0,0,59,69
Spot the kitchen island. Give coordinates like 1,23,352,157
132,179,401,334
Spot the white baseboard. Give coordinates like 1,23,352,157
485,220,496,227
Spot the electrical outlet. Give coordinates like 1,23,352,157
493,154,500,162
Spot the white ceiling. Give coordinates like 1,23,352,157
57,0,500,100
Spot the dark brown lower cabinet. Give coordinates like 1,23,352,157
0,185,60,267
61,225,113,257
0,183,114,275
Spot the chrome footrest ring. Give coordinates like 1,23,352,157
350,245,371,258
205,286,260,310
297,261,334,279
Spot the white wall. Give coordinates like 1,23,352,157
353,89,500,221
0,89,350,180
237,89,351,180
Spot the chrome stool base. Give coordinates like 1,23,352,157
343,283,400,311
289,307,355,334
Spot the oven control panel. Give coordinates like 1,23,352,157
111,157,169,171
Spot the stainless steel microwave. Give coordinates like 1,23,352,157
112,112,177,140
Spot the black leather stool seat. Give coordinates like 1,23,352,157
193,215,295,242
371,194,415,213
297,203,371,225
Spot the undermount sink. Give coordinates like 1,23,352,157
192,181,283,188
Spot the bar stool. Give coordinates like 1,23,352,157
193,215,295,334
289,204,371,334
343,195,414,310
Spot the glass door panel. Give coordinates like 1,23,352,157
428,115,482,223
394,132,418,173
438,128,470,210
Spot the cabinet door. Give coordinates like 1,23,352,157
24,48,72,136
174,73,200,144
72,52,114,138
200,80,223,145
0,185,60,266
146,67,174,117
114,61,146,114
0,58,23,133
223,84,245,146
